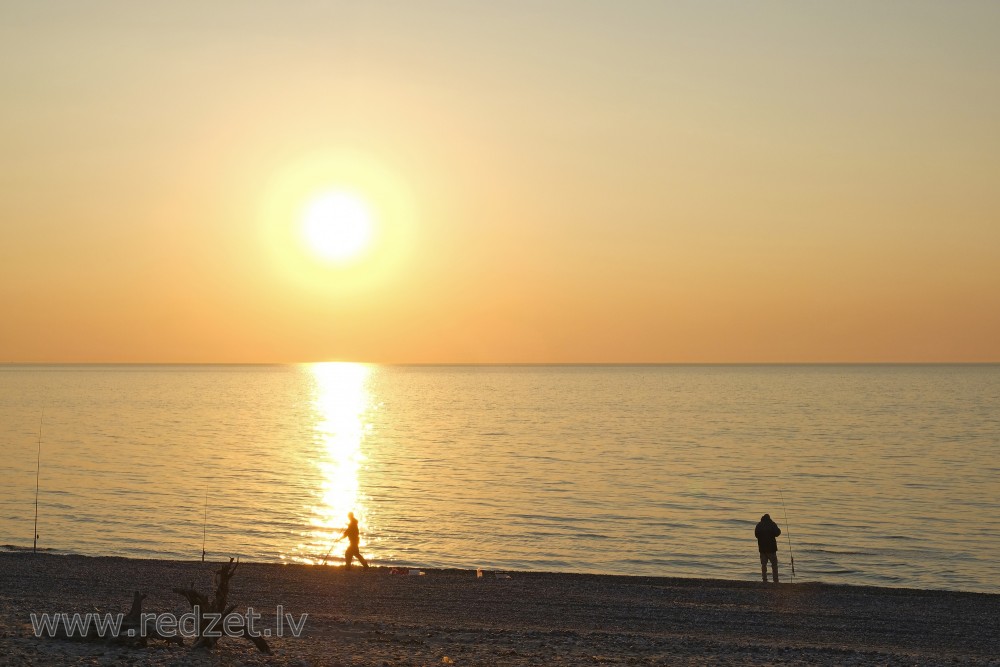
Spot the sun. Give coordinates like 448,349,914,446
300,191,374,263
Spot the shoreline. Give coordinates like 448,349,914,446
1,546,996,597
2,553,997,665
3,545,993,598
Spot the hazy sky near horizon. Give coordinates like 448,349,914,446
2,1,999,363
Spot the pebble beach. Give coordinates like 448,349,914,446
1,553,997,666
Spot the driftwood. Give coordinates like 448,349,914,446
172,557,271,653
47,591,183,647
43,558,268,653
122,591,185,646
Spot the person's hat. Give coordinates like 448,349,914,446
761,514,771,521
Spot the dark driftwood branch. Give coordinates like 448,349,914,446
124,591,184,647
172,557,270,654
45,557,267,654
47,591,182,647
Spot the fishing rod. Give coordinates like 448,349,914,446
33,412,43,554
779,489,795,582
320,533,344,566
201,489,208,562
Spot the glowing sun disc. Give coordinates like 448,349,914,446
301,191,373,262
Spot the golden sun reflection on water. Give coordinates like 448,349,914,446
291,362,373,565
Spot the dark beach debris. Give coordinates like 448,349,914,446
172,556,271,654
41,590,183,648
40,556,270,654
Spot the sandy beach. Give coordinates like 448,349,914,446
1,554,997,666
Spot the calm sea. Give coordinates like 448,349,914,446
1,364,998,593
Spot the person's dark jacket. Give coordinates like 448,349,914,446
755,516,781,553
343,520,360,546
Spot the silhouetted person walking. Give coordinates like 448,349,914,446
755,513,781,583
339,512,369,569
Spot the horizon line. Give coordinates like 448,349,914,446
3,361,999,367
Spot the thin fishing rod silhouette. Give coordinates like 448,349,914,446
33,412,43,555
321,533,345,566
202,489,208,562
779,489,795,581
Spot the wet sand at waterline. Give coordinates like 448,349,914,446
1,554,997,665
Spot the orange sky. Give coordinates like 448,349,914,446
2,2,999,363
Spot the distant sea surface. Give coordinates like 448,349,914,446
1,364,998,593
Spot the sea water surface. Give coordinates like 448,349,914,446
1,364,998,593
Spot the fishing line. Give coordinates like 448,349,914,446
33,411,43,554
779,489,796,582
202,488,209,562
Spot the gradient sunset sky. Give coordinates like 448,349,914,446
2,1,998,363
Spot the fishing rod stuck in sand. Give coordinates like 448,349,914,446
779,489,795,582
33,412,43,555
201,489,209,562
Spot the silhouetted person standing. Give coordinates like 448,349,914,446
340,512,369,569
755,513,781,583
